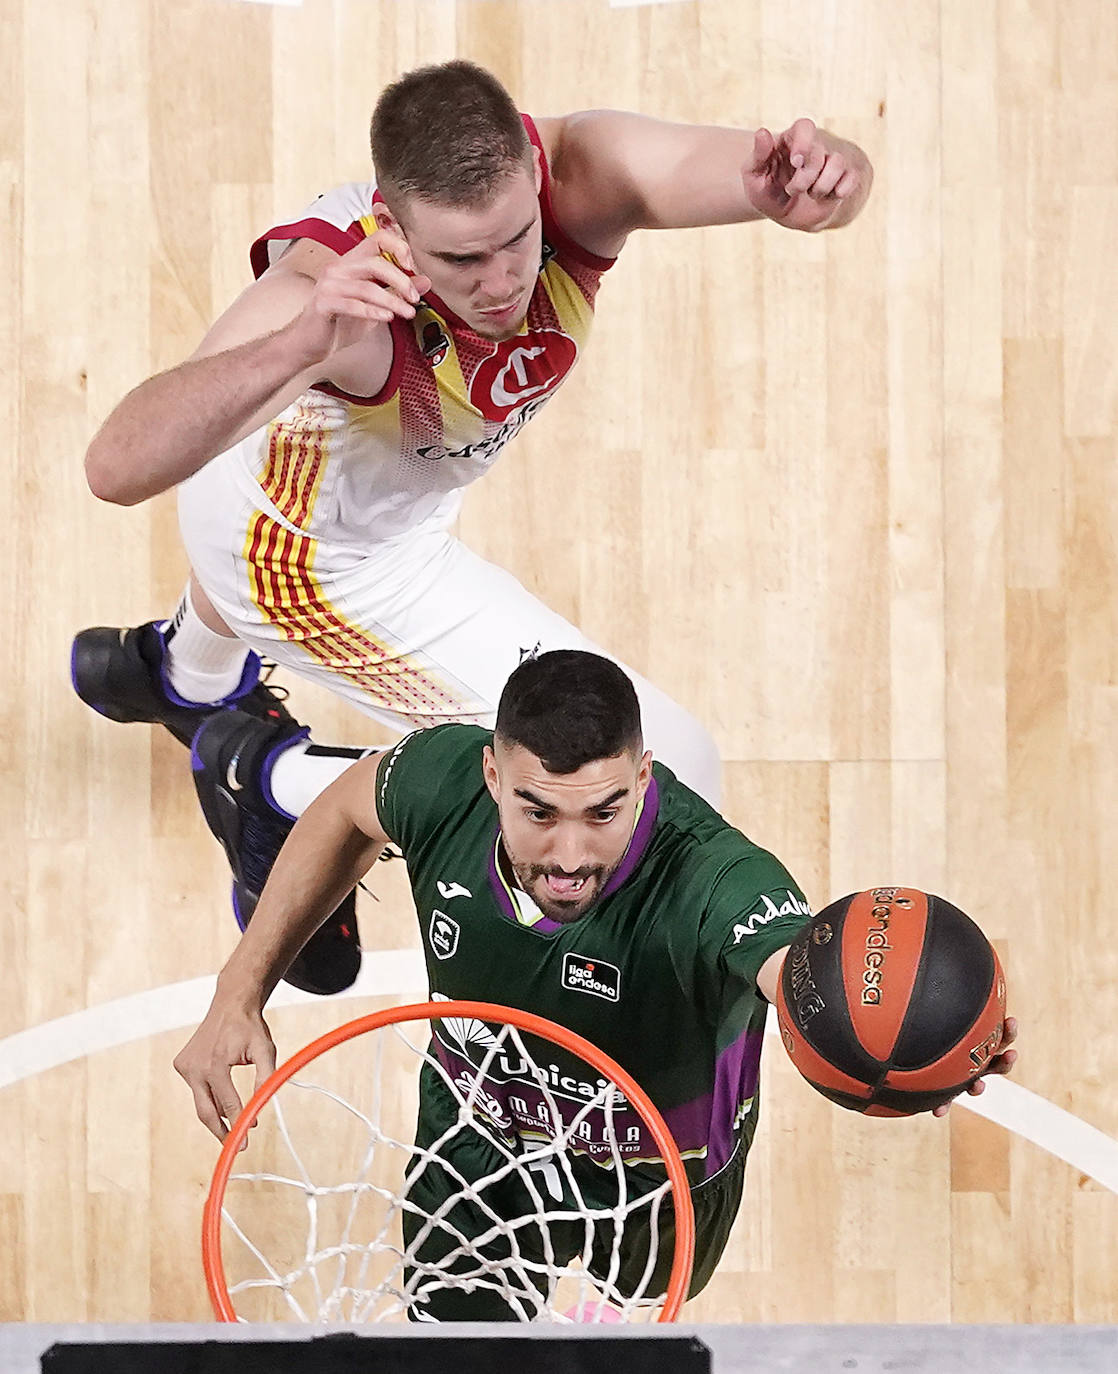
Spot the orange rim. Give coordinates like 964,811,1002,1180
203,1000,696,1323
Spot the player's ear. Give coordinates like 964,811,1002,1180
531,144,542,194
374,202,404,238
635,748,653,799
482,744,501,803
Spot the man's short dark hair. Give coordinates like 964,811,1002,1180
370,60,532,209
494,651,643,775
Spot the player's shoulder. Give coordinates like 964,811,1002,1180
649,761,763,869
650,763,810,936
538,111,649,259
377,723,488,802
542,110,641,168
374,723,492,855
251,180,377,281
280,179,376,238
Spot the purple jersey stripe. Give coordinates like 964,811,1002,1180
661,1027,766,1179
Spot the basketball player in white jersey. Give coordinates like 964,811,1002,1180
73,61,873,994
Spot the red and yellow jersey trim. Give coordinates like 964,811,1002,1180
243,510,476,725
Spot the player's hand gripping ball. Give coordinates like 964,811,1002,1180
775,887,1006,1116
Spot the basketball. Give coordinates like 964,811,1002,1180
775,887,1006,1117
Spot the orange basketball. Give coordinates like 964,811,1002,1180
775,887,1006,1117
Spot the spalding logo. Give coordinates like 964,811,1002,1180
787,939,826,1025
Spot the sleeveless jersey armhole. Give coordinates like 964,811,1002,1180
249,216,364,280
311,315,406,407
521,113,616,275
249,213,402,408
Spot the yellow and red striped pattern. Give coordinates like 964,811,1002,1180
243,510,475,725
258,402,329,529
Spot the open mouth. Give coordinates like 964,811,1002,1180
544,873,590,899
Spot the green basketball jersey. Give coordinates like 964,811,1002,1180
375,724,811,1188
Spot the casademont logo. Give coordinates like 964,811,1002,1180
562,953,620,1003
470,330,577,422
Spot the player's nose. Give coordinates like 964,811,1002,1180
547,827,586,874
479,261,517,300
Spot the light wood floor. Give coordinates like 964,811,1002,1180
2,0,1117,1326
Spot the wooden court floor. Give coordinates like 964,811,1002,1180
2,0,1117,1325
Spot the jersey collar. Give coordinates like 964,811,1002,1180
487,775,661,932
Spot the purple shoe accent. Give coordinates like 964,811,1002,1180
189,725,206,773
259,727,310,822
231,883,249,933
155,618,263,710
222,651,263,705
69,636,80,696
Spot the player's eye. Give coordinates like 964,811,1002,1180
525,809,553,823
593,810,618,824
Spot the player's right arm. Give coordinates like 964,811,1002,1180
85,229,430,507
173,753,390,1143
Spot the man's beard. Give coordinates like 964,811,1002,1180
506,853,622,924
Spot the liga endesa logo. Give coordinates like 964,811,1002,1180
469,330,577,422
562,953,621,1003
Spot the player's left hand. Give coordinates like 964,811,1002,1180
743,118,865,232
931,1016,1019,1119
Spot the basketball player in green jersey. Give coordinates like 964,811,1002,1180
176,651,1018,1319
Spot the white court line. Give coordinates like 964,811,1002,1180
1,963,1116,1196
0,951,426,1092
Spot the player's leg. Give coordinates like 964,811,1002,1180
590,1143,747,1304
388,535,721,807
73,463,387,995
70,575,296,744
73,573,366,996
191,520,722,810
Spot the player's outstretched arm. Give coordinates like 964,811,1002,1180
174,754,390,1142
85,229,429,507
547,111,872,256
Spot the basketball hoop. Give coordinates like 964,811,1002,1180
202,1001,695,1323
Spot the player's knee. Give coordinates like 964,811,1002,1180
646,705,722,809
682,717,722,810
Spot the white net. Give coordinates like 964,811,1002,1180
207,1004,692,1323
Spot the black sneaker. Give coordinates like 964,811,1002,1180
190,708,362,996
71,621,296,746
